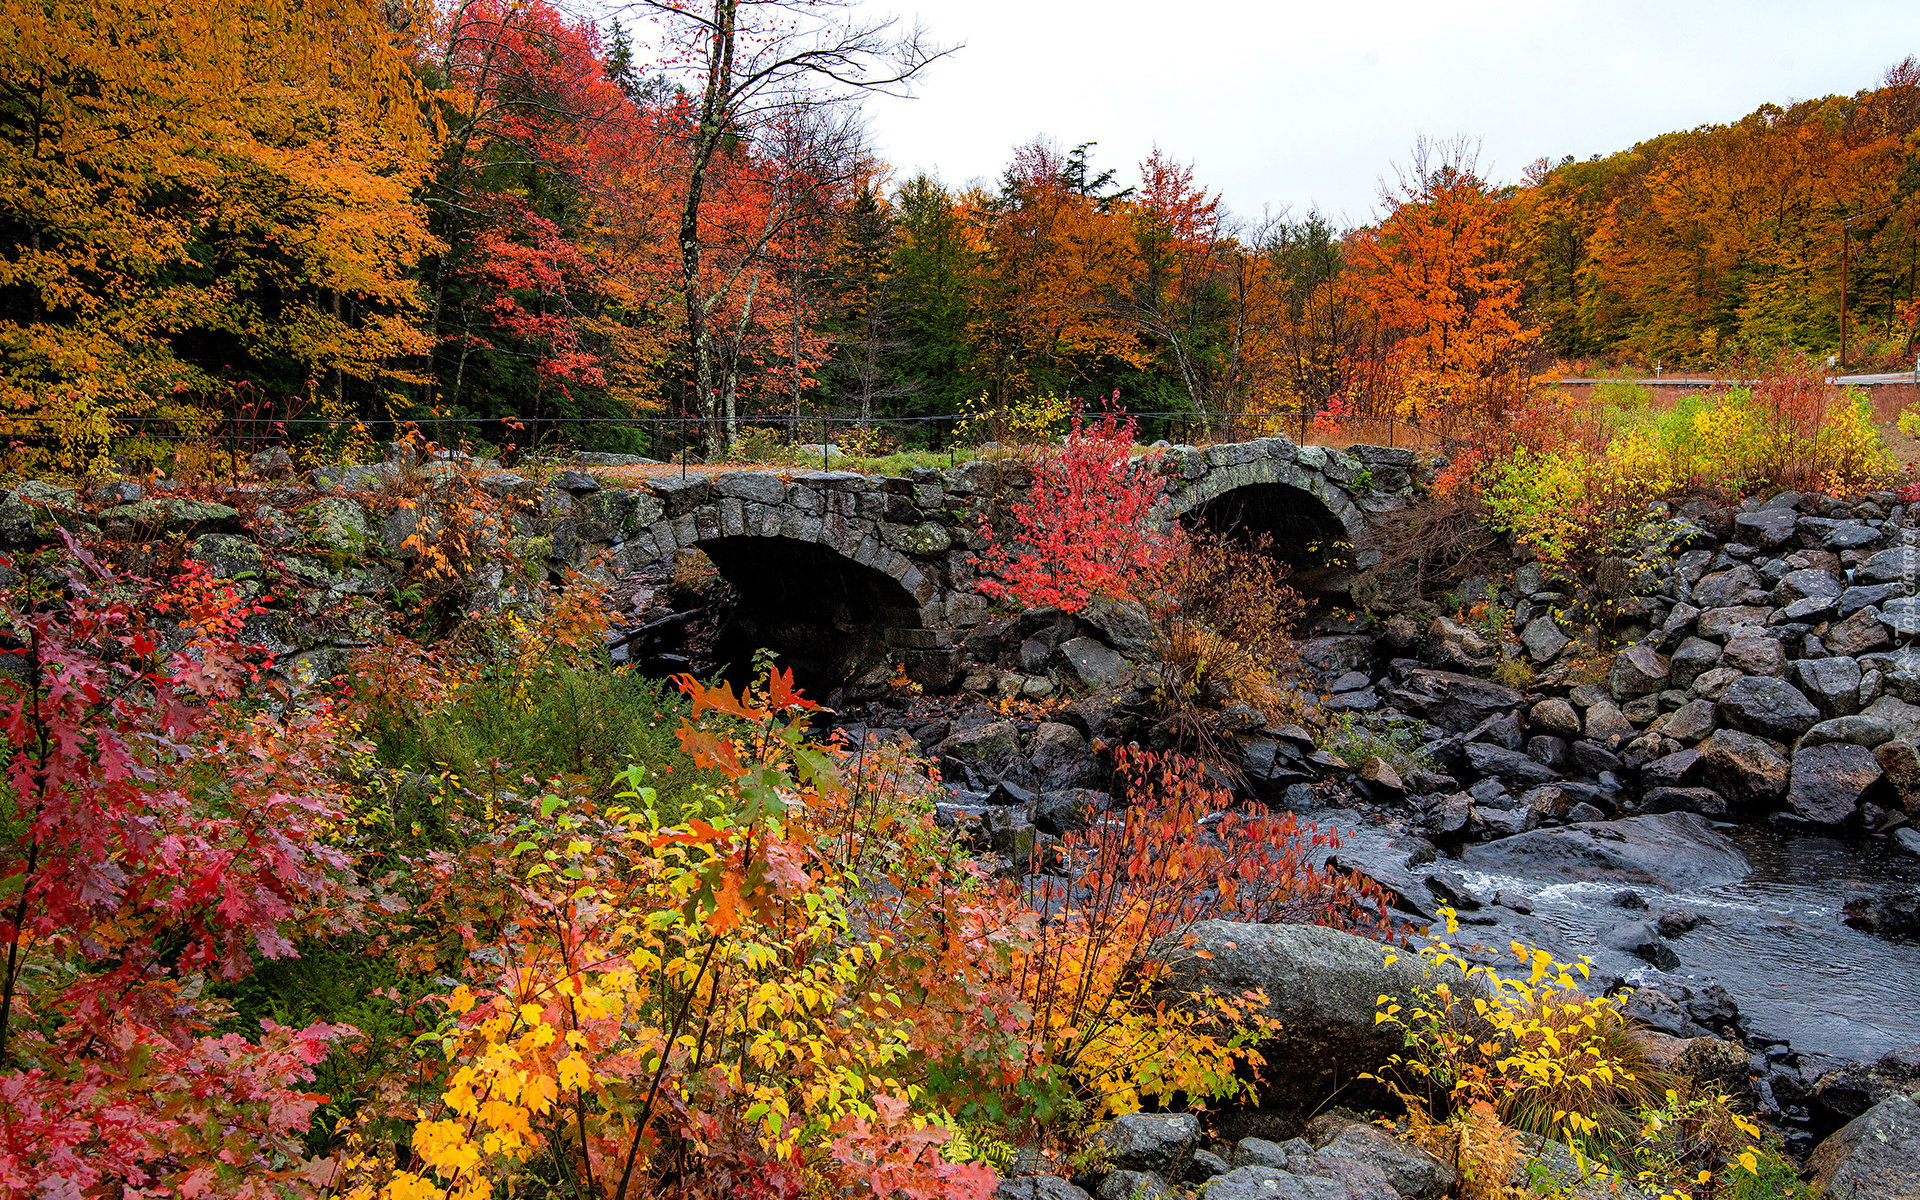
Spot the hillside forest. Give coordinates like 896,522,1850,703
6,0,1920,463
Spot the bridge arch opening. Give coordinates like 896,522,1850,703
1182,482,1356,597
693,535,924,699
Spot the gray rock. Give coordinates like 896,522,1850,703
1521,616,1572,663
1308,1117,1455,1200
1831,607,1897,656
1158,922,1471,1119
1777,568,1845,605
98,497,241,538
1808,1095,1920,1200
1717,675,1821,740
1079,595,1155,657
1798,656,1865,717
1698,728,1790,805
936,721,1023,787
1509,1132,1649,1200
1603,920,1681,969
1426,616,1495,670
1289,1154,1398,1200
1641,786,1729,816
1204,1168,1346,1200
1856,545,1920,587
1722,629,1787,677
1864,695,1920,743
1735,508,1799,548
1463,742,1561,786
1029,722,1096,789
1057,637,1132,689
1095,1170,1175,1200
1689,666,1746,700
1692,566,1762,609
996,1178,1092,1200
1460,812,1749,890
1787,742,1882,825
1669,637,1724,689
1805,714,1897,748
1099,1113,1200,1174
1610,645,1670,699
1530,697,1582,737
1236,1138,1302,1170
1696,606,1771,640
1655,698,1718,743
1583,700,1637,745
1883,595,1920,637
1896,828,1920,856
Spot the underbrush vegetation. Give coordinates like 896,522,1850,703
1370,918,1802,1200
1445,347,1897,565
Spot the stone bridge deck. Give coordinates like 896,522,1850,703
531,438,1422,685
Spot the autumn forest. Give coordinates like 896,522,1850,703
6,0,1920,459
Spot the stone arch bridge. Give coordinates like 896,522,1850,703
534,438,1420,689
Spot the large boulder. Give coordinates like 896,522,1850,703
1610,645,1670,699
1306,1115,1455,1200
1056,637,1132,689
1157,922,1468,1125
996,1178,1092,1200
1097,1112,1200,1174
1717,675,1821,740
1460,812,1750,891
1078,595,1155,657
1808,1095,1920,1200
1787,742,1882,825
1203,1167,1345,1200
936,721,1023,788
1696,728,1789,806
1386,669,1523,734
1720,630,1786,677
1798,656,1866,717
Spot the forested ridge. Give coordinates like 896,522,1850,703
3,0,1918,459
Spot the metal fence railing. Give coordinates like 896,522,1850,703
2,408,1475,480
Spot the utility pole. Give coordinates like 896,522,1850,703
1841,204,1897,371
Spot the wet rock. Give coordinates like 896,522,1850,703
1030,722,1097,789
1057,637,1131,689
937,721,1023,788
1807,1095,1920,1200
1717,675,1821,740
1654,698,1718,743
1799,656,1866,717
1583,700,1637,746
1460,812,1749,890
1876,741,1920,812
1722,629,1787,677
1356,757,1405,802
1386,669,1524,734
1777,568,1846,606
1603,920,1681,969
1698,729,1790,806
1735,508,1799,548
1670,637,1724,689
1787,742,1882,825
1697,606,1771,640
1856,545,1920,586
1034,788,1110,835
1204,1168,1345,1200
1098,1113,1199,1174
1157,921,1471,1120
1079,595,1154,657
1463,742,1561,787
1305,1119,1455,1200
995,1178,1091,1200
1693,566,1762,609
1829,607,1895,657
1641,786,1729,816
1842,893,1920,942
1657,909,1704,937
1093,1171,1174,1200
1426,617,1495,670
1530,697,1582,737
1611,645,1670,699
1522,616,1572,663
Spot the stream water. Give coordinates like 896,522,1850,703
1455,827,1920,1060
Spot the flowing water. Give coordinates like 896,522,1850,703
1453,828,1920,1060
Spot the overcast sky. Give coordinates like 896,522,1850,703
858,0,1916,227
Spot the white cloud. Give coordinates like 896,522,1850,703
860,0,1914,225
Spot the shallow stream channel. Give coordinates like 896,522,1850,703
1312,810,1920,1060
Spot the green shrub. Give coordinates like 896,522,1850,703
1321,712,1432,775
